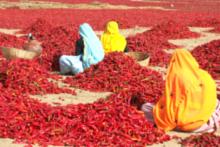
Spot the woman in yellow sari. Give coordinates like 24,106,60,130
101,21,128,53
142,49,220,132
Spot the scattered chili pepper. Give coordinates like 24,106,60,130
180,133,220,147
192,40,220,79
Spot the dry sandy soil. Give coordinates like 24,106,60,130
0,1,219,147
0,0,174,10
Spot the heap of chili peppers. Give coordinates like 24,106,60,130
127,20,199,66
180,133,220,147
1,59,75,95
22,19,79,70
189,18,220,27
212,25,220,33
150,20,200,39
0,19,79,71
0,33,26,55
40,25,79,70
191,39,220,79
64,52,164,102
0,88,170,146
22,19,53,40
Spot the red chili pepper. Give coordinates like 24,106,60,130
192,40,220,79
181,133,220,146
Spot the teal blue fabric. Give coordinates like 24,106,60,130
79,23,104,68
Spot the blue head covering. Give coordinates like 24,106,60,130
79,23,104,68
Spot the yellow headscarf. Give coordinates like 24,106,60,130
153,49,217,132
101,21,127,53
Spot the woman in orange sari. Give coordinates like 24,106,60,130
142,49,220,132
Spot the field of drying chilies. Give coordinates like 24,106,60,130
0,0,219,146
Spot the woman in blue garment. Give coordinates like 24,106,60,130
59,23,104,74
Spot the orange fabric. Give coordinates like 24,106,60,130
153,49,217,132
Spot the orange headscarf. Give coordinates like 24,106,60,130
153,49,217,132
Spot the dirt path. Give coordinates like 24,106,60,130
151,27,220,79
0,1,174,10
168,27,220,52
31,87,112,106
0,28,21,36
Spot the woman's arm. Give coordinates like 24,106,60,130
75,37,84,55
124,45,129,53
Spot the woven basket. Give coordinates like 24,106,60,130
126,52,150,67
1,47,38,60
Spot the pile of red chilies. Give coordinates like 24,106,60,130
192,40,220,79
0,19,79,71
0,59,76,95
189,18,220,27
64,52,164,103
127,20,200,66
180,133,220,147
189,18,220,33
22,19,53,40
23,19,79,70
212,25,220,33
0,33,26,53
0,89,170,146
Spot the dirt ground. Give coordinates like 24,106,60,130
0,0,220,147
0,0,174,10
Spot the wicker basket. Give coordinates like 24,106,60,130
1,47,38,60
126,52,150,67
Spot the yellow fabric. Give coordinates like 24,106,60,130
153,49,217,132
101,21,127,53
